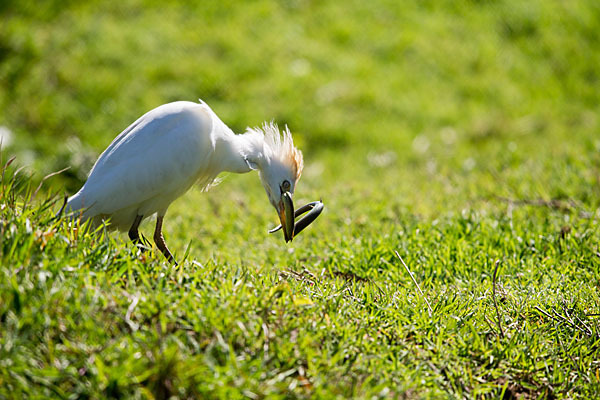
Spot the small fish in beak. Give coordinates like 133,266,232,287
270,197,324,241
291,201,323,235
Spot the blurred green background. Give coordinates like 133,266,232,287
2,0,598,201
0,0,598,245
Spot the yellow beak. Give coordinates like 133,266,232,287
279,191,295,242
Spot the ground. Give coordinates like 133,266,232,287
1,0,599,398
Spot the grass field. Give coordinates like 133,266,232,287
1,0,600,398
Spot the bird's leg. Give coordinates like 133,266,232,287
128,214,144,249
154,215,177,265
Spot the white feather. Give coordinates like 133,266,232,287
66,100,302,235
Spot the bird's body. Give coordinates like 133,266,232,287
66,100,304,262
69,101,230,230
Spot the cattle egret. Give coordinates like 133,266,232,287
66,100,305,264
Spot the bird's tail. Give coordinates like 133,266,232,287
54,194,68,220
60,191,91,221
65,192,83,213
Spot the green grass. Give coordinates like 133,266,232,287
1,0,600,398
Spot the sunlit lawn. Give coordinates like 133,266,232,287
1,0,600,398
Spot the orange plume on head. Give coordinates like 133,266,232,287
289,143,304,184
252,122,304,184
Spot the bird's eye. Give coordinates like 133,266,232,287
281,180,291,192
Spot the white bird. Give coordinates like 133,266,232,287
66,100,304,263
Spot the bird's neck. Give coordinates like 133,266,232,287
215,129,265,174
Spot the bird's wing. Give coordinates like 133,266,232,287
78,101,216,216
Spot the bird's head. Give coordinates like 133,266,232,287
246,123,303,242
